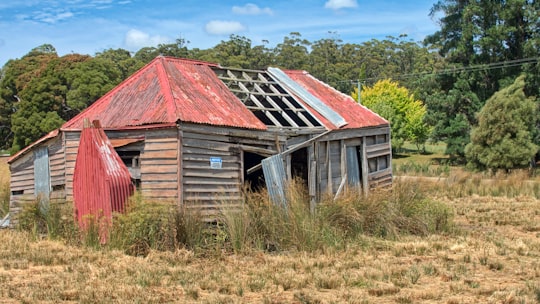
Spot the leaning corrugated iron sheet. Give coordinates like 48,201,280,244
73,120,134,231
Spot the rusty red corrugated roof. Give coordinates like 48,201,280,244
283,70,389,129
62,57,267,131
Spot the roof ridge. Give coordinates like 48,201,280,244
155,56,179,122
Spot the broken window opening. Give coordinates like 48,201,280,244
115,144,142,189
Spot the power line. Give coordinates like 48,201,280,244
336,57,539,86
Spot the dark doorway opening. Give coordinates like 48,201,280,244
290,147,308,187
243,152,266,191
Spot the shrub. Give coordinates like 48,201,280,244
17,200,78,242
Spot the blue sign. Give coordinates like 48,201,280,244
210,157,222,169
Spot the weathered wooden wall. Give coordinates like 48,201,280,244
285,126,392,200
9,152,35,223
180,124,283,218
9,134,66,226
139,128,179,202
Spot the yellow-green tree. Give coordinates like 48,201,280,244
353,79,430,151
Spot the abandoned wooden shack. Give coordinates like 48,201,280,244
8,56,392,224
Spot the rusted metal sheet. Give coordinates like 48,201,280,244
73,120,134,230
283,70,389,130
63,57,266,131
268,67,348,128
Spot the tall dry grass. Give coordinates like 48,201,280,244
16,178,454,256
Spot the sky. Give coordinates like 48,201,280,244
0,0,440,67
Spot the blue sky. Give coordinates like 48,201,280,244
0,0,440,67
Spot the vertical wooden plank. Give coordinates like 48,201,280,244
326,141,332,194
177,126,183,206
239,149,244,185
315,141,322,196
307,144,316,213
340,139,346,182
346,146,361,187
361,137,369,196
286,154,292,180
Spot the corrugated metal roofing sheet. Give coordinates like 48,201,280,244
267,67,348,128
73,120,134,233
63,57,266,131
283,70,389,130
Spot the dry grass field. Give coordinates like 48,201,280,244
1,158,539,303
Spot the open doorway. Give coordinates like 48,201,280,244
290,147,308,187
243,152,266,191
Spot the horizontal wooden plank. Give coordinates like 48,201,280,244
142,173,178,182
49,154,65,162
140,158,178,166
64,140,81,148
144,141,178,151
184,187,240,193
183,137,233,152
368,168,392,180
182,132,230,143
144,128,177,139
184,195,243,201
182,147,231,156
10,177,34,186
141,150,177,159
183,170,240,179
140,165,178,174
183,154,238,163
11,169,34,178
183,163,240,170
141,182,178,190
183,178,240,186
366,142,391,152
141,189,178,197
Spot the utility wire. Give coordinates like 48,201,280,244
335,57,539,86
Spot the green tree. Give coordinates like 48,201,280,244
65,57,123,114
465,76,538,171
354,79,430,151
0,45,59,149
424,75,482,161
274,32,310,70
424,0,539,163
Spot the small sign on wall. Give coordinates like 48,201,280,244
210,157,222,169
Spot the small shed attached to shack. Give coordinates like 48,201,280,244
8,56,392,224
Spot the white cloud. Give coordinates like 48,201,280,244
124,29,170,50
204,20,247,35
232,3,273,16
324,0,358,10
34,10,75,23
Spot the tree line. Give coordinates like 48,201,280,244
0,0,538,171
